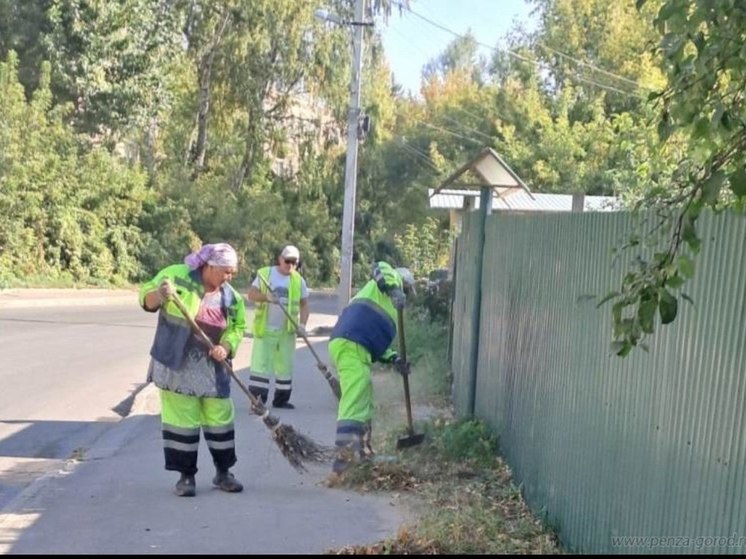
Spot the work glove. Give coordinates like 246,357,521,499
158,279,175,300
393,356,411,377
390,287,406,310
265,290,279,304
296,323,307,337
380,351,398,364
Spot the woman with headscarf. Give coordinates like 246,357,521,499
139,243,247,497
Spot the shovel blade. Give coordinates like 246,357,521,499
396,432,425,450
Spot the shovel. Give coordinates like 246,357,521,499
395,307,425,450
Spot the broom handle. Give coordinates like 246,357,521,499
166,290,264,411
255,273,330,373
397,308,416,436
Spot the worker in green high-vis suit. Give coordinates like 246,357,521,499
246,245,309,409
140,243,247,498
325,262,415,482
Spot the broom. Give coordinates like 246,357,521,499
165,289,333,472
256,273,341,400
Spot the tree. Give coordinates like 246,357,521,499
603,0,746,356
0,54,148,285
0,0,53,98
422,33,486,85
182,1,234,175
43,0,183,139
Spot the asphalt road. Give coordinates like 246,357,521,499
0,304,156,509
0,290,409,554
0,292,338,510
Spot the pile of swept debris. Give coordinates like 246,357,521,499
323,300,562,554
325,411,563,555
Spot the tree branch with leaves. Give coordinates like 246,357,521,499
602,0,746,356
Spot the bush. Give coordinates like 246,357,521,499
410,280,451,322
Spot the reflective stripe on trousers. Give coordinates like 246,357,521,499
160,389,237,475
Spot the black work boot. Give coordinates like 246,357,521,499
212,469,243,493
174,473,196,497
272,388,294,409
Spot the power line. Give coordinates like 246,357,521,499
395,138,442,173
441,114,495,142
402,139,446,170
392,1,643,99
412,118,484,146
398,141,438,171
397,137,435,161
403,4,535,65
453,104,490,123
536,42,643,89
571,74,642,97
387,17,435,68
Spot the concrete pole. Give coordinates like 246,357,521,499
337,0,365,314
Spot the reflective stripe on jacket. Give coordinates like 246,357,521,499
330,279,398,362
139,264,247,368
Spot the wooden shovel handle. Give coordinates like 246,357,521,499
397,308,415,436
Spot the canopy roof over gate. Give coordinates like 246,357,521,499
430,147,534,201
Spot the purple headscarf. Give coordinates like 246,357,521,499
184,243,238,270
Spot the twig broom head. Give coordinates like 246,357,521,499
166,290,334,473
257,404,334,473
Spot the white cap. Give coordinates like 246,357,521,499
281,245,300,260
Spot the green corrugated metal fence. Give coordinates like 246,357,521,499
450,209,746,554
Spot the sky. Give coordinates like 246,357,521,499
378,0,536,96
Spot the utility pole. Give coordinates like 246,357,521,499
337,0,365,315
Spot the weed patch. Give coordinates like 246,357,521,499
324,299,562,555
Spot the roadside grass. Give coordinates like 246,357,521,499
0,274,119,289
325,301,563,555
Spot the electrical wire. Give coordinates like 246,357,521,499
441,114,495,142
402,139,444,169
395,138,443,173
391,0,643,99
412,118,484,146
453,104,491,123
571,74,642,97
535,42,642,88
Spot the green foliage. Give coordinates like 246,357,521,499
0,0,52,96
393,217,452,278
399,301,452,400
44,0,183,137
602,0,746,355
422,32,486,85
426,418,499,468
409,279,451,322
0,53,147,286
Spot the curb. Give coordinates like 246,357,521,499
0,384,160,547
0,297,137,310
0,288,337,310
0,289,138,310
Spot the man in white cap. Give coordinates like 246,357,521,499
246,245,309,409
